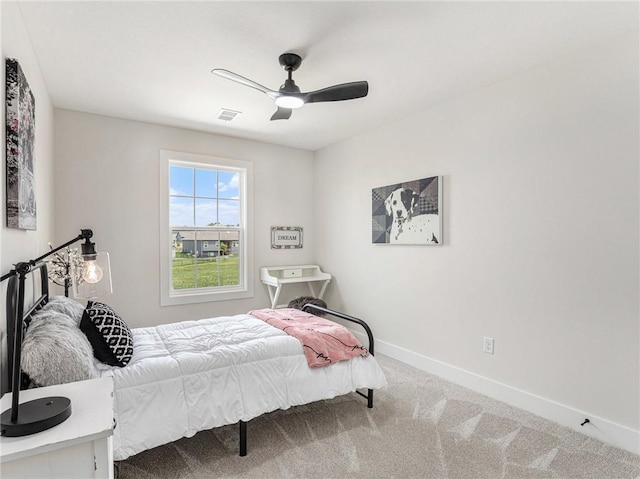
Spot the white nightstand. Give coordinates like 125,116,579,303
1,377,114,479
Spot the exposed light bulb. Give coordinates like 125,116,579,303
82,260,103,284
274,95,304,109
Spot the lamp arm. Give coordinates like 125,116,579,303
0,229,93,283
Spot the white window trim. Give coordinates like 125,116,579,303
159,149,254,306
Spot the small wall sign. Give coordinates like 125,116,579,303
271,226,303,249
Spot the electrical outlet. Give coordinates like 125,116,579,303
483,336,495,354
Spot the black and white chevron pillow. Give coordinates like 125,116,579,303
80,301,133,367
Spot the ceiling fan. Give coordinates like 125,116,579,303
211,53,369,121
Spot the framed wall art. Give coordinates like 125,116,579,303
372,175,442,245
6,58,36,230
271,226,303,249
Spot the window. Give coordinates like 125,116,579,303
160,150,253,305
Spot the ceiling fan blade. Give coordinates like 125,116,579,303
304,81,369,104
270,106,292,121
211,69,275,95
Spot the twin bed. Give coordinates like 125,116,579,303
3,262,387,461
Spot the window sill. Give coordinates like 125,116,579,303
160,286,253,306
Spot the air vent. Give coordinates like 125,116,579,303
216,108,241,122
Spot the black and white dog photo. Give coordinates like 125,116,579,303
372,176,442,245
384,187,439,244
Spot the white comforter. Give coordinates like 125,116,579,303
98,314,387,460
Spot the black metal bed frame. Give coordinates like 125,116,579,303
237,302,376,456
5,267,378,458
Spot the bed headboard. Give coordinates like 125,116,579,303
1,262,49,396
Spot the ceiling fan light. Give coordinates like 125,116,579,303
275,95,304,109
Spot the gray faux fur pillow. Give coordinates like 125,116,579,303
287,296,327,316
41,296,85,326
21,309,98,387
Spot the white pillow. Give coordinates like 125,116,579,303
21,309,98,387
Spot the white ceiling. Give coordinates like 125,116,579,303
16,1,638,151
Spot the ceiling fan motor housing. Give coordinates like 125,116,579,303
280,78,300,94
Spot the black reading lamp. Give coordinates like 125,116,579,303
0,229,112,437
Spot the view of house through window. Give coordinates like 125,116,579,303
170,164,241,290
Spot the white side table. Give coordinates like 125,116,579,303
1,377,114,479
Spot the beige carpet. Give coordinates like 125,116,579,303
118,355,640,479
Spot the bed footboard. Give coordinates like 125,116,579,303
237,305,378,457
301,304,375,409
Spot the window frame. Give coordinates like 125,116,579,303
159,149,253,306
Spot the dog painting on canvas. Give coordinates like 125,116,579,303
372,176,442,245
384,187,440,244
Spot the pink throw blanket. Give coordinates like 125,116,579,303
249,308,369,368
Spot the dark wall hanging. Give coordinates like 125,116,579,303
6,58,36,230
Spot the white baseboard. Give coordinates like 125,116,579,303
360,333,640,455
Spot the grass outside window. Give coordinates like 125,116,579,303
172,255,240,289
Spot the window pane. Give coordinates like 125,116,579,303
195,169,216,198
218,199,239,226
219,233,240,286
218,171,239,199
193,258,218,287
195,198,218,226
194,231,219,287
172,229,196,290
170,197,194,227
170,166,193,196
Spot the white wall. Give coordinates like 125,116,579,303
54,111,315,327
1,2,56,393
314,31,639,448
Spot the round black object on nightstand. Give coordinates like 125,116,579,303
1,396,71,437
